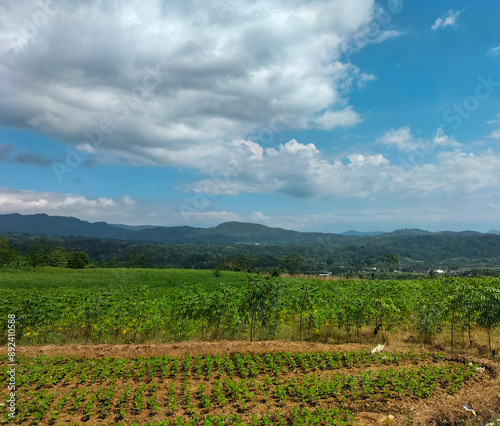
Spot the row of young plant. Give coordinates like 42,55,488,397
1,276,499,347
0,350,442,389
1,355,480,425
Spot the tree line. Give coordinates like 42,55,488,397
0,238,90,269
1,233,500,276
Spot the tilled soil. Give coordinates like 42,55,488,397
3,341,500,425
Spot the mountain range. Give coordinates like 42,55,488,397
0,213,497,246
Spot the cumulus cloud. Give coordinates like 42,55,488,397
250,212,270,222
433,127,460,148
486,114,500,125
377,126,420,152
184,138,392,198
0,0,380,171
58,196,117,208
314,106,362,130
487,46,500,58
0,188,130,215
0,187,238,227
431,10,461,30
182,131,500,200
488,129,500,140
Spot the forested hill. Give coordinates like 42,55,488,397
2,213,500,272
0,213,354,245
0,212,498,248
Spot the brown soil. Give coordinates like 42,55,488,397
14,340,370,359
4,340,500,425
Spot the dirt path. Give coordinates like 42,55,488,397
15,340,371,358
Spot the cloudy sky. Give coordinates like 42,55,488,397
1,0,500,232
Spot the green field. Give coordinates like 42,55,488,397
2,268,500,350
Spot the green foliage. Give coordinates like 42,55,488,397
241,276,285,341
4,231,500,273
68,251,91,269
413,281,447,345
280,254,302,275
1,268,499,348
0,238,17,266
0,350,481,425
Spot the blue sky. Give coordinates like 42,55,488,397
1,0,500,232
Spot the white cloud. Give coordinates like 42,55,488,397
0,0,380,170
377,126,420,152
250,212,270,222
371,30,404,44
487,46,500,58
0,188,132,216
433,127,460,148
231,139,264,161
122,195,135,205
0,195,48,210
0,187,238,227
314,106,362,130
3,184,500,231
183,131,500,201
486,114,500,125
431,10,460,30
59,196,117,208
358,72,377,88
488,129,500,140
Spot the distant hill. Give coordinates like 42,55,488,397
0,213,351,245
3,213,500,272
0,213,495,248
487,229,500,235
0,213,131,239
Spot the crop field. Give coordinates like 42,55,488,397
1,268,500,424
1,346,497,425
1,268,500,348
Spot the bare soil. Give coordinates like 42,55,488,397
15,340,369,359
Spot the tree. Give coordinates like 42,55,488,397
280,254,302,275
476,286,500,355
0,238,17,266
384,253,398,271
68,251,91,269
241,276,285,341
